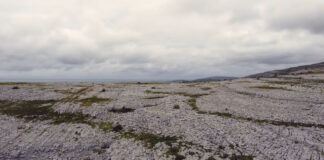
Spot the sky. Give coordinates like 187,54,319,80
1,0,324,81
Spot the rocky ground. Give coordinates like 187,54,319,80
0,75,323,160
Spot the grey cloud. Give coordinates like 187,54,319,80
266,0,324,34
0,0,324,80
269,12,324,34
230,50,324,66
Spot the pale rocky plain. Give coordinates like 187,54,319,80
0,74,324,160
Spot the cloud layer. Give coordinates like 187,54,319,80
1,0,324,80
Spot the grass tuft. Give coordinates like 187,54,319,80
187,98,198,111
166,146,185,160
207,156,216,160
200,87,212,90
79,96,112,107
12,86,20,89
173,105,180,109
229,154,254,160
121,131,178,149
143,104,157,108
143,96,165,99
93,148,106,155
145,90,208,98
250,85,289,90
109,107,135,113
98,122,113,133
121,131,186,159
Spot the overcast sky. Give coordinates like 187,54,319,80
1,0,324,81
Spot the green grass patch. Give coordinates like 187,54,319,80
0,100,56,121
183,96,324,129
121,131,178,149
186,84,198,87
267,80,300,85
143,96,166,99
98,121,123,132
176,92,208,98
54,89,74,94
229,154,254,160
207,156,216,160
200,87,212,90
93,148,106,155
0,82,29,85
145,90,208,98
166,146,186,160
209,111,233,118
98,122,113,133
0,100,93,126
121,131,186,159
145,90,169,94
250,85,289,90
187,98,198,111
143,104,158,108
79,96,112,107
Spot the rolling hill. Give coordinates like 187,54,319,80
247,62,324,78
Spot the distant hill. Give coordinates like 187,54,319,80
173,76,237,83
247,62,324,78
192,76,237,82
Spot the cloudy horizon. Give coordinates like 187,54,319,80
1,0,324,81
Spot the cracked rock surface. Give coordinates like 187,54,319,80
0,75,323,160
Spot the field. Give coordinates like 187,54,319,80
0,76,323,160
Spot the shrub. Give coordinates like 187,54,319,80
229,154,254,160
109,107,135,113
12,86,19,89
173,105,180,109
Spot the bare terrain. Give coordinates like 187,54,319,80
0,73,324,160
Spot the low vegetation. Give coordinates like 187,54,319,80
173,105,180,109
109,107,135,113
229,154,254,160
250,85,289,90
121,131,186,159
1,76,323,159
98,122,113,133
187,98,198,111
121,131,178,148
54,89,74,94
266,80,300,85
143,96,166,99
12,86,20,89
93,148,106,155
79,96,112,107
143,104,158,108
145,90,208,98
0,82,28,85
166,146,185,160
200,87,212,90
0,100,94,126
207,156,216,160
185,96,324,129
